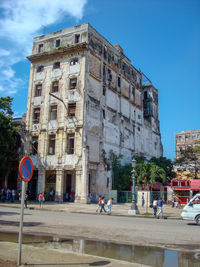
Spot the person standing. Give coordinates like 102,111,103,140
100,197,107,213
96,195,101,212
157,197,164,218
107,198,114,215
49,189,54,201
11,189,16,203
142,193,145,207
153,197,158,217
38,192,44,208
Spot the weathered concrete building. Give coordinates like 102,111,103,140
175,129,200,159
25,23,163,202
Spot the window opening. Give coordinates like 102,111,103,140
33,108,40,124
52,81,59,93
103,86,106,96
68,103,76,117
56,39,60,48
37,66,44,73
69,78,77,90
32,136,38,155
35,84,42,97
75,34,80,44
70,58,78,65
38,44,43,53
50,105,57,120
118,77,121,87
102,109,105,119
67,133,75,154
53,62,60,69
48,135,56,155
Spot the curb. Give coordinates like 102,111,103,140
0,203,182,220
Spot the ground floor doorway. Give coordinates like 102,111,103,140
64,172,75,202
28,170,38,200
45,171,56,201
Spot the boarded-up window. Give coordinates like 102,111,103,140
35,84,42,97
68,103,76,117
69,78,77,89
48,135,55,155
67,133,75,154
33,108,40,124
52,81,59,93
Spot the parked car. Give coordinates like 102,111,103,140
181,193,200,225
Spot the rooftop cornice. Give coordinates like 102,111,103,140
27,42,88,63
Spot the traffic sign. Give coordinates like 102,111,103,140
18,156,33,182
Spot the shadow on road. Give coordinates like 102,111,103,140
24,260,110,266
0,220,42,227
0,211,19,216
187,223,198,226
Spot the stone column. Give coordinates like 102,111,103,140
55,169,64,202
37,167,45,195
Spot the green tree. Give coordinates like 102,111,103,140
149,157,176,182
109,150,132,190
175,145,200,179
0,97,19,188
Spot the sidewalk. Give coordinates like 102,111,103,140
0,201,183,219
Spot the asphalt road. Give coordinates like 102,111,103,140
0,206,199,251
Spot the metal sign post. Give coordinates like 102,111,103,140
18,156,33,266
18,180,25,266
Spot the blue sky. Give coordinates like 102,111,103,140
0,0,199,160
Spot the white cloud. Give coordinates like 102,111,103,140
0,0,87,96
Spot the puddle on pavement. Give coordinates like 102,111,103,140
0,232,200,267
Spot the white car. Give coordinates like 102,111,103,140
181,193,200,225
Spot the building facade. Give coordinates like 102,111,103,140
25,23,163,202
175,130,200,159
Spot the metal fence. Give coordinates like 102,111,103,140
117,190,138,203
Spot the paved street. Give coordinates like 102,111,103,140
0,205,199,251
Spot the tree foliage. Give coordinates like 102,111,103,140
0,97,19,187
175,144,200,179
109,150,132,190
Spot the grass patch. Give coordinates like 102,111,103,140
142,212,153,216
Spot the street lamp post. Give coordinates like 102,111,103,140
128,158,139,215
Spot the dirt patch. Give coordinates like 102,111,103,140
0,259,17,267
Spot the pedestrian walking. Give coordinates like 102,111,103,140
100,197,107,213
38,192,45,208
11,189,16,203
157,197,163,218
142,193,145,207
49,189,54,201
153,197,158,217
96,195,101,212
107,198,114,215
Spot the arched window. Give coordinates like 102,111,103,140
53,62,60,69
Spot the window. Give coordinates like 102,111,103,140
35,84,42,97
37,66,44,72
69,78,77,90
33,108,40,124
68,103,76,117
38,44,43,53
107,68,112,81
50,105,57,120
48,135,55,155
67,133,75,154
144,91,148,99
32,136,38,155
75,34,80,44
107,178,109,188
102,109,105,119
52,81,59,93
118,77,121,87
53,62,60,69
55,39,60,48
103,86,106,96
70,58,78,65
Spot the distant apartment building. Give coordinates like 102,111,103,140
25,23,163,202
175,130,200,159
